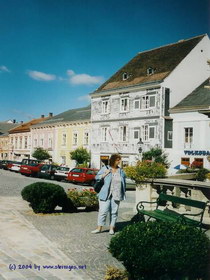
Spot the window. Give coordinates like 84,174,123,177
73,132,78,145
142,125,149,141
122,72,128,80
120,98,129,112
62,133,66,146
19,137,22,149
120,126,127,142
101,127,109,142
181,157,190,166
102,100,110,114
134,128,140,140
48,137,52,148
185,127,193,143
147,67,154,75
15,137,18,149
40,138,44,147
167,131,173,141
24,136,28,149
134,99,140,109
149,127,155,139
34,138,38,147
141,95,156,109
61,156,66,165
193,158,203,168
84,132,89,145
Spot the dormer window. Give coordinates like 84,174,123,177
122,72,128,80
147,67,154,75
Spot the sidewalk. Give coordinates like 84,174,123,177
0,196,93,280
0,195,135,280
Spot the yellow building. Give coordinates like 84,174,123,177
0,121,19,160
31,106,91,167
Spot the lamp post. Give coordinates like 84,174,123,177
137,138,144,161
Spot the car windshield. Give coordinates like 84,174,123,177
57,167,69,171
71,168,83,173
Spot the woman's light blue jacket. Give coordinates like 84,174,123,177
95,165,126,201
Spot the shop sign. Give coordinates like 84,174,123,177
184,150,210,156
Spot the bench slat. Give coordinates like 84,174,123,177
158,193,206,209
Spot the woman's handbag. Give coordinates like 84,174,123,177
94,166,109,193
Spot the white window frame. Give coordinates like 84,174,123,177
84,132,89,145
24,136,28,149
102,100,110,114
184,127,193,143
73,132,78,146
34,138,38,148
149,126,155,139
40,138,44,147
142,125,149,141
119,126,128,142
134,99,140,110
141,95,156,109
134,128,140,140
120,97,129,112
167,131,173,141
48,136,52,148
62,133,67,146
101,127,109,142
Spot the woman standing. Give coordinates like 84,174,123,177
91,154,126,235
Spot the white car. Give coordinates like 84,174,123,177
54,166,70,181
9,162,22,172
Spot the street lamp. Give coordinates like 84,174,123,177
137,138,144,161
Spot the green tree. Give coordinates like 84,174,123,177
142,147,169,168
70,147,90,165
32,147,51,161
124,161,166,187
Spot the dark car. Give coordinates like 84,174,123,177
38,164,58,180
67,167,98,186
1,160,13,170
54,166,70,181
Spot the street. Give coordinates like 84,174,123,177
0,169,135,280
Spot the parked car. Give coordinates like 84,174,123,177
38,164,58,180
67,167,98,186
1,160,13,170
54,166,70,181
20,159,43,177
8,161,22,172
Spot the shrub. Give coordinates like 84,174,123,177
21,182,76,213
124,161,166,186
109,221,210,280
195,168,209,181
142,147,169,168
67,188,98,210
104,266,130,280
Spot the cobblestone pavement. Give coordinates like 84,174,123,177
0,170,136,280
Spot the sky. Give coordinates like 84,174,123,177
0,0,209,122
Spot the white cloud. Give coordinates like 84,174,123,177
0,65,10,73
28,70,56,81
67,69,104,86
77,95,91,102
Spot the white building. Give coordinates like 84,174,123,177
90,34,210,169
169,78,210,172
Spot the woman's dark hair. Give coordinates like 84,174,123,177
109,154,121,167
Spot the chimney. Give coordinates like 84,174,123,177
13,119,16,123
41,114,45,118
49,112,53,117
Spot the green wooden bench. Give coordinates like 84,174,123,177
136,193,209,230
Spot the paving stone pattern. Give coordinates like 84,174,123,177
0,170,136,280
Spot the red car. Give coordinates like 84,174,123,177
20,159,43,177
67,168,98,186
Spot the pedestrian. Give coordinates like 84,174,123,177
91,153,126,235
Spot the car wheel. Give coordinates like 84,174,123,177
50,175,55,180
